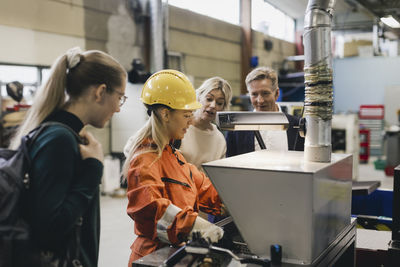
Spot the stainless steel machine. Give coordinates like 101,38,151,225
132,150,355,267
203,150,354,266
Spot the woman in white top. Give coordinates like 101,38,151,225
178,77,232,171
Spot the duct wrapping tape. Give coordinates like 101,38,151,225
304,64,333,120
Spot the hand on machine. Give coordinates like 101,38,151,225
162,231,270,267
162,217,270,266
189,216,224,243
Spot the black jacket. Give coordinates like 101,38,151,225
226,113,304,157
26,110,103,267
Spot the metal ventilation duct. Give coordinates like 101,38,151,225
303,0,336,162
149,0,164,72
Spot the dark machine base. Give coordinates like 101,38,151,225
132,219,356,267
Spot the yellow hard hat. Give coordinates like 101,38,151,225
141,69,202,110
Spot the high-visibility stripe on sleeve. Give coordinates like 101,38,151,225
156,204,181,243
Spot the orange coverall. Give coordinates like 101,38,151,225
126,141,222,265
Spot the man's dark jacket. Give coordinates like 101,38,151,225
226,113,304,157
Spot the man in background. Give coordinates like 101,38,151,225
226,66,304,156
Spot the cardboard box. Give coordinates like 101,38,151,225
343,40,373,57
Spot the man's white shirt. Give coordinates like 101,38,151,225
254,104,288,151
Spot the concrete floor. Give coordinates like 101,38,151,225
99,195,136,267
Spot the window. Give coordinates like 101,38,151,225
167,51,184,71
167,0,240,25
252,0,295,43
41,68,51,85
0,64,50,105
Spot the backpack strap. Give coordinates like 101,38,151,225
20,122,83,169
20,122,85,266
27,121,82,145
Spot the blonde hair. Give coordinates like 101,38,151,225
122,105,172,177
10,48,126,149
196,77,232,110
245,66,278,92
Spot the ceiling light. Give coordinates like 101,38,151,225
380,15,400,28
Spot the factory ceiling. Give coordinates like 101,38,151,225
265,0,400,39
356,0,400,18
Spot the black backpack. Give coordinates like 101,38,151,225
0,122,83,267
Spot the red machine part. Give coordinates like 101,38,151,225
359,128,370,163
359,105,384,120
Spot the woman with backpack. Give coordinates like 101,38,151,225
122,70,225,265
9,47,127,267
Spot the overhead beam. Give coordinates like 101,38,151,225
354,0,400,18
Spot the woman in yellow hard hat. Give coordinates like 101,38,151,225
122,70,225,265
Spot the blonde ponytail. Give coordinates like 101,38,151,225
9,54,68,149
122,106,172,177
9,47,126,149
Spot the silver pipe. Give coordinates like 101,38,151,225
163,0,169,62
303,0,335,162
372,21,380,56
150,0,164,72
